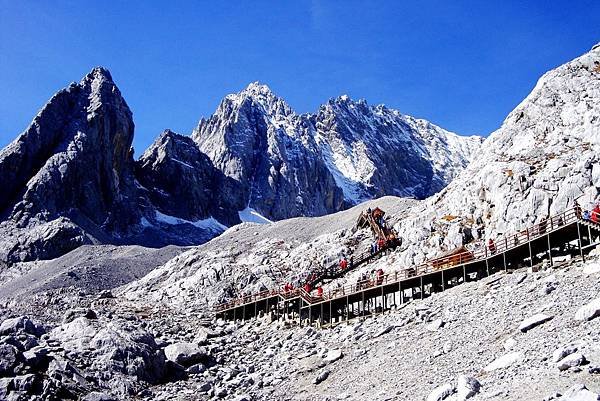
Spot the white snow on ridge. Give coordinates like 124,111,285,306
238,207,272,224
154,211,227,232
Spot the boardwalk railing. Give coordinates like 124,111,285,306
216,206,591,313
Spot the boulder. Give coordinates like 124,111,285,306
427,319,445,332
12,374,37,392
557,353,587,371
313,369,330,385
552,345,578,363
22,345,49,368
484,352,523,372
455,375,480,400
518,313,554,332
0,316,45,337
562,383,600,401
164,342,207,367
0,344,20,375
575,299,600,321
62,308,97,324
82,392,118,401
426,383,455,401
186,362,206,374
323,349,343,364
52,317,166,384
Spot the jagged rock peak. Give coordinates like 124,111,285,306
80,66,114,85
220,81,295,119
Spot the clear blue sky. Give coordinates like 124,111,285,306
1,1,599,154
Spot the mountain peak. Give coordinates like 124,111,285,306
80,66,114,86
243,81,274,95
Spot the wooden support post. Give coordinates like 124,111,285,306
233,307,237,322
503,252,507,272
346,296,349,323
309,305,312,327
243,304,246,322
547,234,553,266
463,265,467,283
298,300,301,327
381,285,384,312
528,228,533,268
362,291,365,318
577,222,585,262
399,281,403,305
254,300,257,318
420,276,424,299
441,270,445,292
588,225,593,245
485,258,490,277
330,301,333,326
321,303,324,326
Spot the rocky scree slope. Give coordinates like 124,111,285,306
122,196,417,309
193,83,482,220
390,42,600,269
3,249,600,400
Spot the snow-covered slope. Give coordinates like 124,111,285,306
193,83,482,220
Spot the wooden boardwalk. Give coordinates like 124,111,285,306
215,207,600,327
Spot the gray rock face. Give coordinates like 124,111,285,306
135,130,244,227
0,68,141,264
1,67,139,234
193,84,347,221
312,97,482,201
0,344,19,375
193,83,480,220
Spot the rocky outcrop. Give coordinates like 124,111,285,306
0,67,139,233
394,42,600,267
0,70,228,264
135,130,244,226
193,83,346,221
0,68,144,264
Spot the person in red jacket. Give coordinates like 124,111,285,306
339,257,348,270
303,283,312,293
317,286,323,297
592,204,600,223
488,238,496,255
376,268,384,285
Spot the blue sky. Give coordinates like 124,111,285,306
1,1,599,154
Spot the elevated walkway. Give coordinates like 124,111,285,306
215,207,600,327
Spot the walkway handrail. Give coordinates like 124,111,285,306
216,206,584,312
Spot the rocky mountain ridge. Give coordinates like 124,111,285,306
193,82,482,219
0,71,478,265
